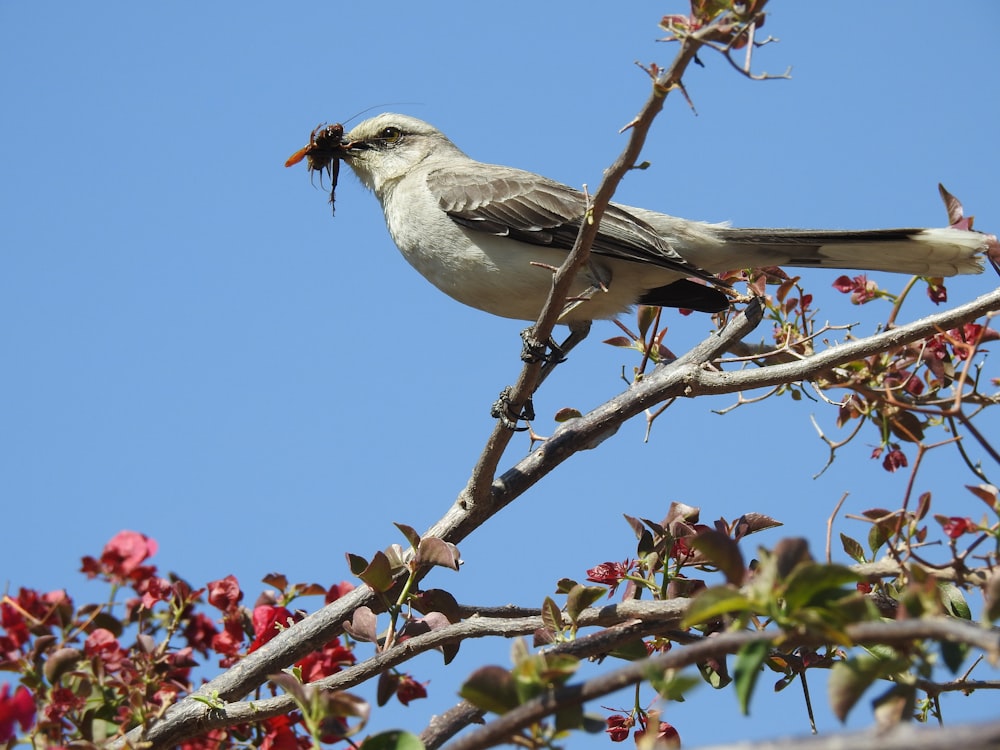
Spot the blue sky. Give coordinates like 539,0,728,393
2,2,998,747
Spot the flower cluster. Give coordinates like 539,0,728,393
1,531,357,748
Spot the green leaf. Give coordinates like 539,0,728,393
537,652,579,685
827,652,908,723
645,667,700,702
541,597,563,634
867,523,890,556
581,713,610,734
566,585,606,623
682,585,751,628
734,639,770,715
360,730,425,750
554,702,584,732
555,577,579,594
828,658,880,723
940,639,968,675
781,563,860,612
690,530,745,585
554,407,583,422
872,683,916,728
984,571,1000,622
460,666,519,714
697,658,731,689
608,638,650,662
839,533,866,564
938,583,971,620
637,305,657,339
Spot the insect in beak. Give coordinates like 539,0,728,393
285,122,346,215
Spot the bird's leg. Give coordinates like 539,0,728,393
538,320,591,387
520,272,605,366
490,385,535,431
495,273,604,429
519,327,553,365
495,320,591,430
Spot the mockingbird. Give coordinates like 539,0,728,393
286,113,988,328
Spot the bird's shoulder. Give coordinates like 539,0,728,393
425,162,585,229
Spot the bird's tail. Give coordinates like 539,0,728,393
712,227,987,277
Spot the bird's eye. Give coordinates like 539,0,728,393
379,126,402,143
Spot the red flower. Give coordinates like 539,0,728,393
0,684,35,742
81,531,158,584
586,561,632,596
0,603,29,652
635,721,680,748
670,537,692,560
296,638,355,682
832,274,878,304
880,446,908,473
395,674,428,706
605,714,634,742
179,728,230,750
12,588,71,625
84,628,128,673
41,686,85,723
183,613,220,656
248,605,296,653
211,612,245,663
948,323,997,360
926,282,948,304
883,369,924,398
325,581,355,604
207,575,243,613
942,517,975,539
138,576,173,610
260,714,301,750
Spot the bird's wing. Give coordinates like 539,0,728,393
426,164,725,287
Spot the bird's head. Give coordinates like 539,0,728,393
286,114,465,199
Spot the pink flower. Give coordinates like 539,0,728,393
0,684,35,742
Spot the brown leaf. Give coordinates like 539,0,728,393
262,573,288,591
938,183,965,226
343,606,378,643
415,537,460,571
966,483,999,510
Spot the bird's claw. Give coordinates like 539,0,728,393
520,328,566,365
491,386,535,430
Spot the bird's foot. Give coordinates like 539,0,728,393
491,386,535,431
519,328,565,365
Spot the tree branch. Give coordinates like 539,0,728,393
693,719,1000,750
442,618,1000,750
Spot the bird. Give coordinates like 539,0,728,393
286,113,988,327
